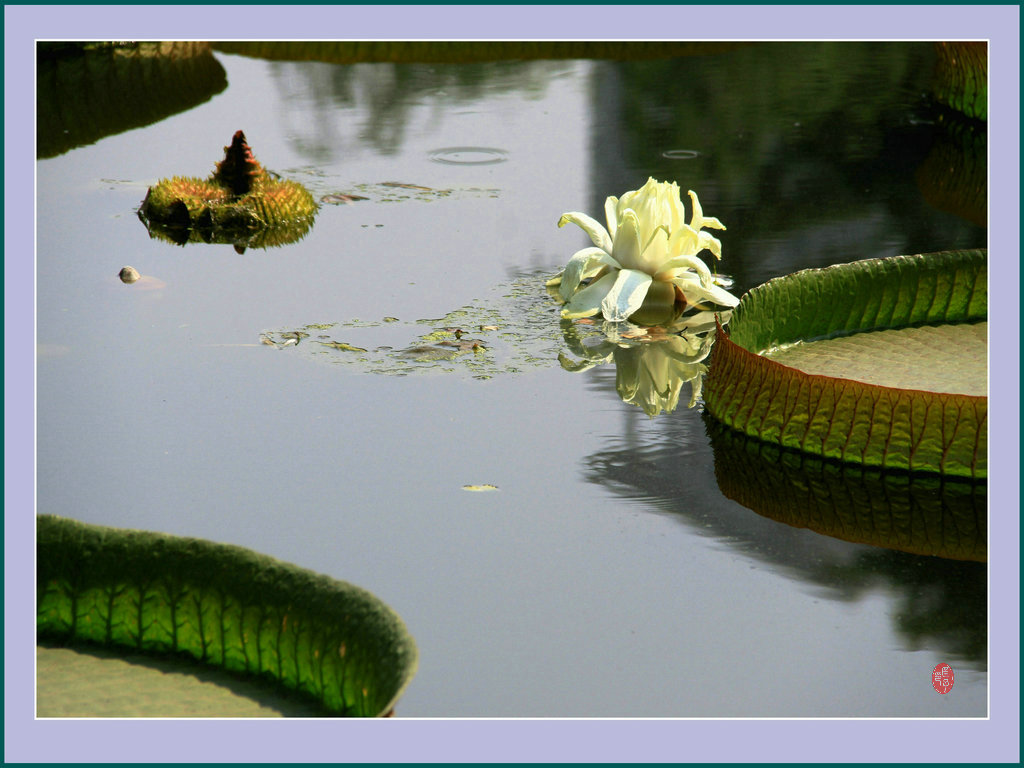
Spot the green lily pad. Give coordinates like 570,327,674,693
763,321,986,396
703,250,987,478
37,515,417,717
36,643,328,717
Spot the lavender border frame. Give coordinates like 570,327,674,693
6,5,1019,763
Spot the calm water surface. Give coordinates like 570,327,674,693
36,43,987,717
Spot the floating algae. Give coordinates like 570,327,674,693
261,272,566,379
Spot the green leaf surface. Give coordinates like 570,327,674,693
37,515,417,717
764,322,986,396
37,644,327,717
727,250,987,353
703,250,987,478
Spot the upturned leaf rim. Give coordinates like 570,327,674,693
703,250,987,479
36,515,418,717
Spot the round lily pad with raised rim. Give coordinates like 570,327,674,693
703,250,987,479
37,515,417,717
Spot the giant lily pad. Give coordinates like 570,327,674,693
37,515,417,717
703,250,987,478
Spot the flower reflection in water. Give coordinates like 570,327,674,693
556,309,731,417
549,177,740,416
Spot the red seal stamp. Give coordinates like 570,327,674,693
932,663,955,694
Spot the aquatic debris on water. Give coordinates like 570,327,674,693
259,272,564,379
321,193,370,205
318,341,368,352
118,266,141,284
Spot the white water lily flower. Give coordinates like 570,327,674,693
552,178,740,322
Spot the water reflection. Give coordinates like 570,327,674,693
213,41,745,66
226,42,986,285
705,417,987,562
37,42,227,159
588,42,987,292
556,310,726,416
916,115,987,228
261,58,572,162
831,548,986,666
428,146,509,166
571,46,989,676
581,398,987,669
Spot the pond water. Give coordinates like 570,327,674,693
35,42,988,719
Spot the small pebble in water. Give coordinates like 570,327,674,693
118,266,141,284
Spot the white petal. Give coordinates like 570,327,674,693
673,274,741,308
562,271,620,318
669,309,725,335
558,211,613,254
666,182,688,231
699,231,724,260
604,196,620,241
610,209,645,272
641,224,671,267
601,269,653,322
667,223,702,258
658,254,712,286
558,247,620,301
687,189,726,230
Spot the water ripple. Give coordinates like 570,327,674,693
429,146,509,166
